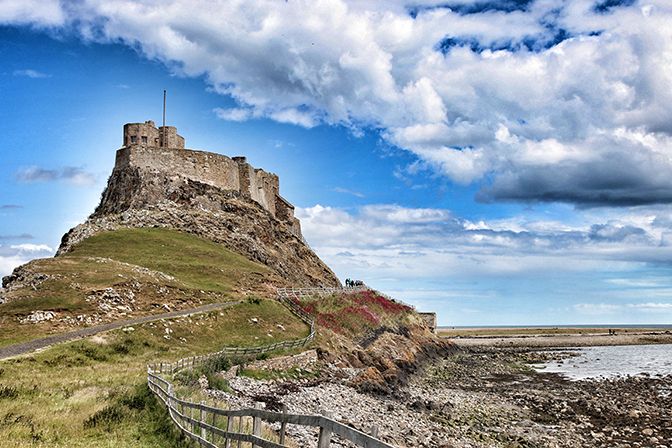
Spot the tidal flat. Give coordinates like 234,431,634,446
199,334,672,447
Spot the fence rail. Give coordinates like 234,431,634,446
147,286,396,448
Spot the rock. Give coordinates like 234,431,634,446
198,375,209,390
56,163,340,287
642,428,654,436
351,367,390,394
19,310,56,324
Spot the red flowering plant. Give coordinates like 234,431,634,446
295,289,412,338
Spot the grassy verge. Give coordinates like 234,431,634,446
0,299,308,447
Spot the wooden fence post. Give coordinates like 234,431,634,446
225,415,235,448
252,402,262,448
167,384,174,418
237,416,243,448
318,410,334,448
212,408,218,445
279,404,287,446
200,401,207,441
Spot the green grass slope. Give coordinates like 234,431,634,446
66,228,270,293
0,228,275,347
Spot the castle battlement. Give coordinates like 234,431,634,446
116,121,301,237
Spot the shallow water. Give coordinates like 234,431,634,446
535,344,672,380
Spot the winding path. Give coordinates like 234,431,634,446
0,301,240,360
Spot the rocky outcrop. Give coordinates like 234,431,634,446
58,166,339,287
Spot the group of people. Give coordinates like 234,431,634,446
345,278,363,288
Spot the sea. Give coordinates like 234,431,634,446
534,344,672,380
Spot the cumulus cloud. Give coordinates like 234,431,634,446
296,203,672,283
15,166,96,186
0,243,54,278
2,0,671,206
0,0,64,26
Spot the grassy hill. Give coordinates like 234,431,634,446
0,227,309,447
0,228,276,347
0,228,440,447
0,300,309,447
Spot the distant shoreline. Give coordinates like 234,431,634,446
439,327,672,348
438,324,672,330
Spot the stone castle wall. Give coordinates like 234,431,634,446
116,121,300,236
115,145,241,192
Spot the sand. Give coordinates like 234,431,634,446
442,328,672,348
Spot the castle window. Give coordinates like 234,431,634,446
141,136,148,144
130,135,137,144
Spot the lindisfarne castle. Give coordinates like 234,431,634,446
110,120,301,237
56,119,339,286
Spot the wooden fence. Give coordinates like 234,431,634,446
147,287,396,448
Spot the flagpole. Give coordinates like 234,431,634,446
162,90,166,147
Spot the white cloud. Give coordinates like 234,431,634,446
627,302,672,310
0,0,64,26
15,166,96,186
574,302,672,314
573,303,622,314
3,0,671,206
9,244,54,253
12,69,50,78
0,243,54,278
333,187,365,198
296,203,672,285
214,107,254,122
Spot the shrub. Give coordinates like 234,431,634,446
247,296,262,305
77,344,108,362
205,373,231,392
0,385,19,399
83,404,126,430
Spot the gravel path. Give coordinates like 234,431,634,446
0,301,241,360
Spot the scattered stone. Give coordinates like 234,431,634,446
19,310,56,324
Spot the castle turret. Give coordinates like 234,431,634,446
158,126,185,149
123,121,184,149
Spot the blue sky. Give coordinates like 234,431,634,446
1,0,672,325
